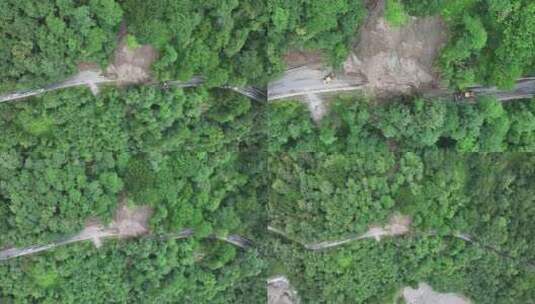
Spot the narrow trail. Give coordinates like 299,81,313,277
0,73,266,104
0,229,251,261
267,225,535,270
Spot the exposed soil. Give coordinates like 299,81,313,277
344,0,448,95
303,214,411,250
76,201,152,247
360,213,411,241
402,282,471,304
268,276,300,304
283,51,325,69
105,22,158,84
112,203,153,237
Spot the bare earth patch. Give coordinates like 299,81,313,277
304,93,328,122
268,276,300,304
402,282,471,304
106,41,158,84
77,202,152,248
344,0,448,95
361,213,411,241
283,51,324,69
105,22,158,84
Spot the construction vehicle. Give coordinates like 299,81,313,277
454,89,476,102
322,72,335,85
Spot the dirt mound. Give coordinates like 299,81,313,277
344,0,447,94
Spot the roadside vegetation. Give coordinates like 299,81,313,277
267,97,535,303
0,239,265,303
0,87,264,248
402,0,535,89
0,0,123,93
268,0,367,70
385,0,409,27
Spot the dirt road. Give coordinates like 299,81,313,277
0,73,266,104
267,65,367,101
0,204,251,261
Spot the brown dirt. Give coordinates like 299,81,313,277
105,22,158,84
362,213,411,241
111,203,152,238
77,62,100,72
283,50,324,69
343,0,448,95
77,200,153,247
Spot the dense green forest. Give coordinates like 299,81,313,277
122,0,367,86
267,235,535,303
267,0,367,69
0,0,367,90
0,239,265,303
402,0,535,89
268,96,535,153
266,98,535,303
0,0,123,92
0,87,264,247
3,0,535,303
268,97,535,242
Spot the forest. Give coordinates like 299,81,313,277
0,86,267,302
0,239,265,303
2,0,535,303
0,0,123,92
401,0,535,89
266,98,535,303
0,87,264,247
1,0,367,91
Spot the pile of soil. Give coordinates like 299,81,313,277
344,0,448,94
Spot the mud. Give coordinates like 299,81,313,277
344,0,448,95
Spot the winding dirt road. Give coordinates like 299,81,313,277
0,229,251,261
0,73,266,104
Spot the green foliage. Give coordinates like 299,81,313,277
403,0,535,89
0,87,263,247
122,0,270,86
126,34,141,50
0,239,265,303
0,0,123,92
266,96,535,304
385,0,409,27
268,0,367,68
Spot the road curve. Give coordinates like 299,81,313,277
267,226,535,269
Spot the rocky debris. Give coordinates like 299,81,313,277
402,282,471,304
344,0,447,95
268,276,300,304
